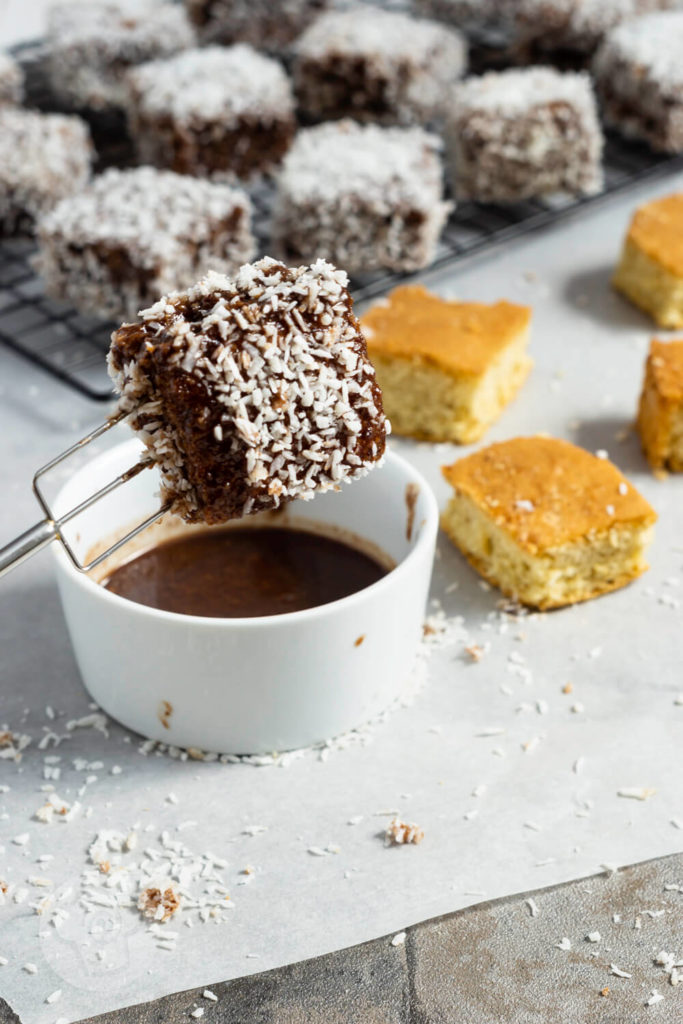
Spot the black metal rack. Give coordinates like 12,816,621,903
3,42,683,402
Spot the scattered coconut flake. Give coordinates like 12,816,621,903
555,937,571,951
23,963,38,974
525,898,539,918
617,787,657,801
203,990,218,1001
587,931,601,943
610,964,631,978
190,1009,204,1019
45,990,62,1005
391,931,406,947
646,990,664,1006
12,833,29,845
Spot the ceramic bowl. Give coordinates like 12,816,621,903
52,438,438,754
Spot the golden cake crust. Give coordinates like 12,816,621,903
361,284,531,377
626,194,683,278
647,338,683,401
637,338,683,470
442,436,656,554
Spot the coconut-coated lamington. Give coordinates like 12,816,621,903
108,258,387,524
441,437,656,609
0,108,92,235
446,67,603,202
272,120,450,274
513,0,679,59
293,5,467,126
0,52,23,105
613,194,683,329
593,12,683,153
46,1,193,111
36,167,254,322
126,45,296,179
637,339,683,472
361,285,532,443
184,0,326,49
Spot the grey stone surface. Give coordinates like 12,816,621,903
4,853,680,1024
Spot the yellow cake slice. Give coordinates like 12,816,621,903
441,436,657,609
361,284,532,444
637,338,683,472
613,194,683,328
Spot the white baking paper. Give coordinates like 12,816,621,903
1,173,682,1024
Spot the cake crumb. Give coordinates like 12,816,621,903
137,885,180,922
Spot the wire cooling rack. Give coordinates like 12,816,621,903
2,42,683,401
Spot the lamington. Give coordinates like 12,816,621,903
293,6,467,126
361,285,532,443
441,437,657,609
36,166,255,322
126,45,296,179
0,52,23,105
513,0,678,60
637,339,683,472
272,120,450,274
613,194,683,328
184,0,326,49
0,108,92,235
593,12,683,153
446,67,604,201
46,0,193,112
108,257,387,524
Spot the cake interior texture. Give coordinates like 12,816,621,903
362,286,532,443
441,437,656,609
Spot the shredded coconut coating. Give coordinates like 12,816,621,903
272,120,450,273
446,67,604,201
46,0,194,111
126,45,295,178
184,0,327,49
593,12,683,152
513,0,679,54
0,52,23,105
108,257,388,524
0,107,92,235
36,166,254,322
293,5,467,126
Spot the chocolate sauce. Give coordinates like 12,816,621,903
104,526,388,618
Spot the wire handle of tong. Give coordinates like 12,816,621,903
0,412,167,581
0,520,58,579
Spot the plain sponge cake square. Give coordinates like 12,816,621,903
613,194,683,329
637,338,683,472
441,436,657,609
361,284,532,444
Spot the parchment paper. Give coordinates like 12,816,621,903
1,173,682,1024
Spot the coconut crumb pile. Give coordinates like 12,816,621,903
385,818,425,846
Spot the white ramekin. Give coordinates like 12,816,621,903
52,439,438,754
